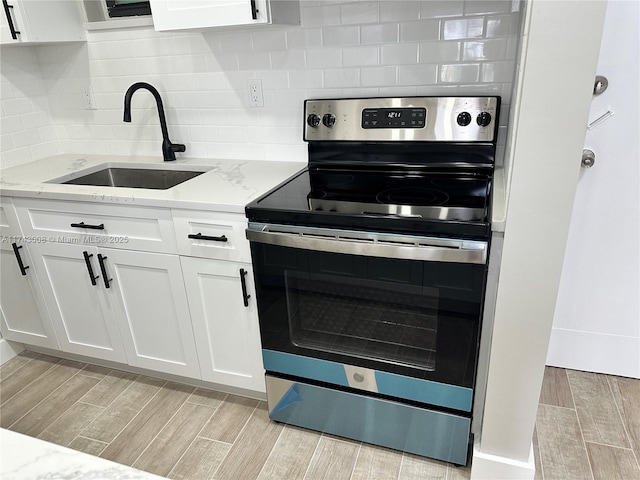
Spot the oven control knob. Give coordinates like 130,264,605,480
476,112,492,127
322,113,336,128
307,114,321,128
457,112,472,126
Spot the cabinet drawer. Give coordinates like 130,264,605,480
13,198,177,254
172,209,250,262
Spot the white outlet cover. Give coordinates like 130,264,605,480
247,78,264,108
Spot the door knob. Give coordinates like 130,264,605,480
581,149,596,168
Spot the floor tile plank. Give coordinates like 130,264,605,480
607,375,640,462
257,425,320,480
133,402,216,477
8,373,100,436
80,375,166,444
199,394,259,444
99,382,194,466
586,442,640,480
79,369,138,408
214,402,284,480
0,359,85,428
38,401,104,446
80,363,113,379
539,366,575,408
0,351,39,381
533,426,544,480
187,387,227,409
68,435,109,457
0,353,63,405
303,436,359,480
351,444,403,480
398,452,448,480
567,370,629,448
168,437,231,480
536,404,593,480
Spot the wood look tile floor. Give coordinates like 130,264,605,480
1,353,639,480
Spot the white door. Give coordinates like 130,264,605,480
181,257,265,392
29,243,127,363
103,248,200,378
0,244,59,349
548,0,640,378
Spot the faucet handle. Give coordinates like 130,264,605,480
171,143,186,153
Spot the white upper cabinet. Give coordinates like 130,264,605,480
1,0,85,45
149,0,299,31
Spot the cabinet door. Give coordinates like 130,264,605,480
0,244,59,349
103,248,200,378
28,243,127,363
181,257,264,392
150,0,267,31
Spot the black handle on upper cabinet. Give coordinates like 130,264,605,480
2,1,20,40
97,254,112,289
239,268,251,307
11,243,29,276
188,233,228,243
250,0,258,20
83,251,99,286
71,222,105,230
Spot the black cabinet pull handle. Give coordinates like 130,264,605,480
71,222,105,230
2,1,20,40
82,251,99,286
97,254,112,289
239,268,251,307
188,233,228,243
11,243,29,276
250,0,258,20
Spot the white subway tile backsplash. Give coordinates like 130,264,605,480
442,18,484,40
381,44,418,65
0,1,521,166
398,64,438,86
343,46,379,67
340,2,379,25
440,64,481,83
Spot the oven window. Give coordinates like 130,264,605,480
286,271,438,370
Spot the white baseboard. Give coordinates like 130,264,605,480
0,339,25,365
546,327,640,378
471,443,535,480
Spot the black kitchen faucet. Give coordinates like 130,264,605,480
123,82,186,161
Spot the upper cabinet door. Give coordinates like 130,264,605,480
150,0,299,31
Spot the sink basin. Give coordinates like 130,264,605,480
61,167,206,190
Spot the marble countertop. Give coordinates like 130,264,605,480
0,154,305,214
0,428,164,480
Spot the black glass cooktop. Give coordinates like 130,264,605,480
246,168,492,239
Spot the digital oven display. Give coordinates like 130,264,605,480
361,107,426,129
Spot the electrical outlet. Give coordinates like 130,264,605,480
83,85,97,110
247,79,264,108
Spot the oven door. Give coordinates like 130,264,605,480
247,222,488,413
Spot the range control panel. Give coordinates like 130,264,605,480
304,96,500,143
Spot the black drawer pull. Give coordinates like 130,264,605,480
188,233,228,243
239,268,251,307
11,243,29,276
2,1,20,40
82,251,99,286
71,222,105,230
250,0,258,20
97,254,112,289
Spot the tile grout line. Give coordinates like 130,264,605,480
565,369,596,480
533,424,544,480
348,443,362,480
7,362,87,431
0,352,36,382
95,378,169,454
253,419,286,480
301,430,323,480
0,357,64,407
129,385,196,471
605,375,640,472
397,452,406,480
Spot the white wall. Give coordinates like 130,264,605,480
1,0,520,167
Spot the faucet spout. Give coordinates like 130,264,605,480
123,82,185,161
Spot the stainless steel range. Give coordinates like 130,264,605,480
245,96,500,465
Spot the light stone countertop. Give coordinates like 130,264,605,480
0,154,306,214
0,428,164,480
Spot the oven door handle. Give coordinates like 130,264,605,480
246,223,487,265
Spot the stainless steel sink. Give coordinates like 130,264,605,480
61,167,206,190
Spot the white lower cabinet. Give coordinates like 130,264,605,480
28,242,127,363
181,256,265,392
